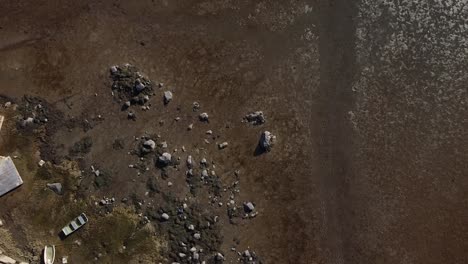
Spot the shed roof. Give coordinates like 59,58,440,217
0,156,23,197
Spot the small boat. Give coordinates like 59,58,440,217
43,245,55,264
61,213,88,237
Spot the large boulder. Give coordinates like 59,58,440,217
259,131,276,151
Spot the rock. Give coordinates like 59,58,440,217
201,169,209,177
187,224,195,231
260,131,276,151
94,170,100,177
47,183,63,195
128,112,136,120
193,252,200,260
158,153,172,166
200,158,207,166
19,262,29,264
245,111,266,125
186,155,193,168
161,141,168,149
0,255,16,264
187,123,193,130
194,233,201,240
218,142,228,149
178,253,186,258
21,117,34,127
161,213,170,221
244,202,255,213
215,253,225,261
142,139,156,153
0,219,3,227
124,101,131,108
199,112,209,122
38,160,45,167
4,102,11,108
192,102,200,111
206,130,213,135
243,250,251,258
135,80,145,93
110,65,118,75
163,91,173,104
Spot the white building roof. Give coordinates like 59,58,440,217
0,156,23,196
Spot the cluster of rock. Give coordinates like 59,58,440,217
106,65,277,263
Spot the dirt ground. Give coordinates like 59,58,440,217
0,0,467,264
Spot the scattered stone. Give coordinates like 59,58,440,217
244,202,255,213
38,160,45,167
187,155,193,168
201,169,209,178
178,253,186,258
206,130,213,135
158,152,172,166
218,142,228,149
260,131,276,151
135,80,146,93
199,112,209,122
163,91,173,104
46,183,63,195
194,233,201,240
20,117,34,127
142,139,156,153
167,181,173,187
192,102,200,111
244,111,266,125
128,112,136,120
200,158,207,166
215,252,225,261
124,101,131,108
4,102,11,108
0,219,3,227
187,123,193,130
161,213,170,221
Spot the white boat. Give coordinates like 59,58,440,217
61,213,88,237
43,245,55,264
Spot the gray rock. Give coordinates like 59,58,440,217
260,131,276,151
193,252,200,260
186,155,193,168
201,169,209,178
135,80,145,93
142,139,156,153
178,253,186,258
244,202,255,213
163,91,173,104
0,219,3,227
161,213,170,221
110,65,118,74
194,233,201,240
192,101,200,111
158,152,172,166
218,142,228,149
199,112,209,122
245,111,266,125
21,117,34,127
47,183,63,195
215,253,225,261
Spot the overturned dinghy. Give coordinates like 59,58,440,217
43,245,55,264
